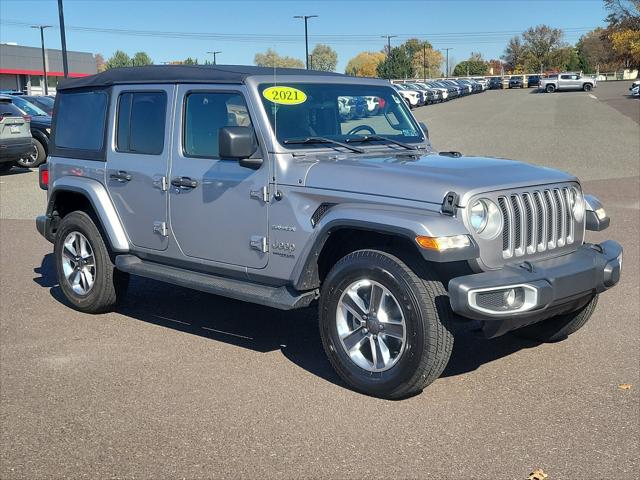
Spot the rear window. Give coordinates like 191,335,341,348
53,90,108,155
116,91,167,155
0,101,23,117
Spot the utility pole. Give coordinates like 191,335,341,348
381,35,397,80
293,15,318,69
309,54,313,70
57,0,69,77
423,43,427,82
440,48,452,78
31,25,51,95
207,51,222,65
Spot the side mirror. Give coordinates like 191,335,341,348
218,126,261,169
419,121,429,140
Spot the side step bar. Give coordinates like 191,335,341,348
115,255,318,310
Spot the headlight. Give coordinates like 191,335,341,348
469,199,502,239
569,188,585,222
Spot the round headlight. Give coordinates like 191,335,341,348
469,199,502,238
569,188,585,221
469,200,488,233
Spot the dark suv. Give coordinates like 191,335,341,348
0,94,51,168
509,76,524,88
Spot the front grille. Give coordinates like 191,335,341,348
500,187,577,259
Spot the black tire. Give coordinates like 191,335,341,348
319,249,454,399
54,211,128,313
0,162,12,174
16,138,46,168
583,83,593,92
546,84,556,93
512,295,598,342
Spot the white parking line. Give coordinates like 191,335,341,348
589,93,598,100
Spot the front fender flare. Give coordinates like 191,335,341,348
48,176,129,252
290,204,478,290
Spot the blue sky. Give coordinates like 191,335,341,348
1,0,609,71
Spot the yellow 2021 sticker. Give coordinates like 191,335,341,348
262,86,307,105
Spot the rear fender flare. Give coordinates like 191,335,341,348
47,176,129,252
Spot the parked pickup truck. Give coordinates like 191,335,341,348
36,65,622,399
540,73,596,93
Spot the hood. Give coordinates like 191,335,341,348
304,152,576,207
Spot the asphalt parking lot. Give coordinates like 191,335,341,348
1,81,638,479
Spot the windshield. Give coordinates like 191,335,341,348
259,83,423,148
9,96,48,116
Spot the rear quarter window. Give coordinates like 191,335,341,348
52,90,109,159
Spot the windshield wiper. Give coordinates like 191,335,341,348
283,136,364,153
345,134,420,151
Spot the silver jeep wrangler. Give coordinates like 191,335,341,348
36,65,622,399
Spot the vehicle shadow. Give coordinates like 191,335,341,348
34,253,538,390
1,166,33,176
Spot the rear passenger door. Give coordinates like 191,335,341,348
106,85,174,251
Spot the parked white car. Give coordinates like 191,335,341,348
392,84,420,108
472,77,489,90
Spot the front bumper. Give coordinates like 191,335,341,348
448,240,623,338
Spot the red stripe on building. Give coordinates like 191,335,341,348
0,68,91,78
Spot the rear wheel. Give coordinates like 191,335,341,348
546,84,556,93
512,295,598,342
319,249,453,399
16,138,45,168
54,211,128,313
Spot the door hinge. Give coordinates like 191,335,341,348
153,221,168,237
250,235,268,253
153,176,168,192
250,186,269,203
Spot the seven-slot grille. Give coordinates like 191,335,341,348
498,187,577,259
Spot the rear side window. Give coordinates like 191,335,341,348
183,92,252,158
54,90,108,152
116,91,167,155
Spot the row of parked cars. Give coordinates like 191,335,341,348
391,77,488,108
0,92,53,173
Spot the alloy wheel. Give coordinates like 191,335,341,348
61,231,96,295
336,279,407,372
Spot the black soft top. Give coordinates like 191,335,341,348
57,64,345,91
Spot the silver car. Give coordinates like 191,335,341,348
36,65,622,399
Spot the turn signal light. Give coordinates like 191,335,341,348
415,235,470,251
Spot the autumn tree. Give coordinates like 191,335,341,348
603,0,640,67
95,53,106,72
402,39,443,79
502,36,526,71
254,49,304,68
521,25,566,71
345,51,386,77
487,59,506,75
310,44,337,71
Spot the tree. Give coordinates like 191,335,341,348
376,46,414,79
603,0,640,68
310,44,337,71
95,53,106,72
502,36,526,71
487,59,506,75
401,39,443,79
132,51,153,66
521,25,566,71
452,52,488,76
576,28,616,72
105,50,132,69
603,0,640,29
254,48,304,68
183,57,199,65
345,51,386,77
610,29,640,67
550,47,582,72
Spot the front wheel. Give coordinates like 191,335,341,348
512,295,598,342
54,211,128,313
319,250,454,399
583,83,593,92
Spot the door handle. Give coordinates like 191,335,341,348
171,176,198,189
110,170,132,182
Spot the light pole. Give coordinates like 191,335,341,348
381,35,397,80
31,25,51,95
57,0,69,77
207,51,222,65
440,48,452,78
293,15,318,70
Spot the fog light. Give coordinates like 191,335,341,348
503,287,525,309
468,284,538,315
